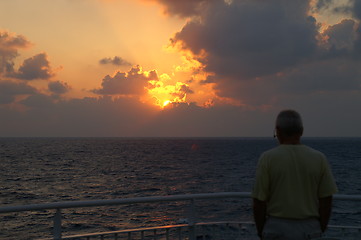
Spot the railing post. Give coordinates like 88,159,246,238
188,199,196,240
53,208,62,240
166,228,169,240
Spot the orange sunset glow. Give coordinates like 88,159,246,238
1,0,361,137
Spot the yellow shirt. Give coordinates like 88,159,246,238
252,145,338,219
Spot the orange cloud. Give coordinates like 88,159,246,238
146,77,194,108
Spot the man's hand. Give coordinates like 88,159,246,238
253,198,267,239
319,196,333,232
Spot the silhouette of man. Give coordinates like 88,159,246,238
252,110,337,239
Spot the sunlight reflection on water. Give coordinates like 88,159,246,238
0,137,360,239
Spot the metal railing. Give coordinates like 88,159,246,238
1,192,361,240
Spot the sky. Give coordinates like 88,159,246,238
1,0,361,137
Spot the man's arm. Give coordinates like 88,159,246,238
319,195,333,232
253,198,267,239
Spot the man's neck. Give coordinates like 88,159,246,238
278,136,301,145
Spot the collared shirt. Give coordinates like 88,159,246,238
252,144,338,219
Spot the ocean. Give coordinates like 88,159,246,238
0,137,360,239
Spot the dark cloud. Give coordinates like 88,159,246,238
99,56,131,66
200,75,216,85
0,96,159,137
20,93,55,108
2,91,361,137
275,91,361,137
211,57,361,107
93,66,158,95
0,95,275,137
354,0,361,19
0,80,38,104
1,31,55,81
172,0,318,80
143,99,361,137
10,53,55,80
279,59,361,93
323,19,357,50
168,0,361,108
0,30,31,75
319,18,361,59
48,81,71,95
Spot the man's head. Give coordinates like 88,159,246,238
275,110,303,138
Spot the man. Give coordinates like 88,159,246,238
252,110,338,240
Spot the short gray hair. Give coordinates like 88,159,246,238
276,110,303,136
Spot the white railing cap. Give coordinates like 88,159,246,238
1,192,360,214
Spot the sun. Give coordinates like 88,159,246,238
162,100,172,107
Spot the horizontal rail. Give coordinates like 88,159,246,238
333,194,361,201
1,192,360,214
57,221,255,240
0,192,250,214
59,223,190,239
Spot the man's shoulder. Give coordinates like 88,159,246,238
260,146,283,158
300,145,326,157
261,145,326,158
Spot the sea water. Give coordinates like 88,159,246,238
0,138,360,239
